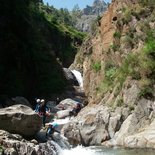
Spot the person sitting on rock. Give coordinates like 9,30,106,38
69,103,81,117
35,99,50,127
46,122,60,140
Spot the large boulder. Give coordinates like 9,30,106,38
0,104,42,137
103,99,155,148
63,104,110,146
56,98,80,110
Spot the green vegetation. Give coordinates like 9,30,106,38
92,2,155,107
139,0,155,7
90,15,102,34
110,44,119,51
129,106,135,111
0,145,3,153
138,86,153,99
104,29,155,99
0,0,85,100
105,62,117,81
122,8,132,24
92,61,101,72
116,97,124,107
113,31,121,39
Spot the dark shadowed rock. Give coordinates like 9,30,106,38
63,68,79,86
12,96,32,108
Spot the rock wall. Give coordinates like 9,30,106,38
75,0,108,32
63,96,155,148
66,0,155,148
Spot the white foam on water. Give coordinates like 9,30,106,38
53,117,70,125
62,145,96,155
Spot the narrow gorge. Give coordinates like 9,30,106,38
1,0,155,154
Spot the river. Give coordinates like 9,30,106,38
61,146,155,155
54,70,155,155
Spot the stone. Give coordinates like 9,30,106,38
0,105,42,136
108,114,121,138
123,82,140,107
56,98,80,110
63,104,110,146
4,148,18,155
0,129,68,155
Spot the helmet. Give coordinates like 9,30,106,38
36,99,40,103
48,122,58,127
41,99,45,103
52,122,58,127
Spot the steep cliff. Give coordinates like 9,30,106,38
75,0,108,32
67,0,155,148
72,0,155,105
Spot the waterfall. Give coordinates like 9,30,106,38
50,141,63,155
71,70,83,89
52,132,71,150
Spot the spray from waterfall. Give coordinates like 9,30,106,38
62,145,96,155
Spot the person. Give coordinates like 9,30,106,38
34,98,41,112
69,103,81,117
56,97,60,105
46,122,60,140
35,99,50,127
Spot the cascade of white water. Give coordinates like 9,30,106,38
50,141,63,155
71,70,83,89
62,145,96,155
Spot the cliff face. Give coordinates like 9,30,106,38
83,0,107,15
75,0,108,32
72,0,155,105
66,0,155,147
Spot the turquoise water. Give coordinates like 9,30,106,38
62,146,155,155
90,146,155,155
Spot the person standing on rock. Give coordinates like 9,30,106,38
56,97,60,105
35,99,50,128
